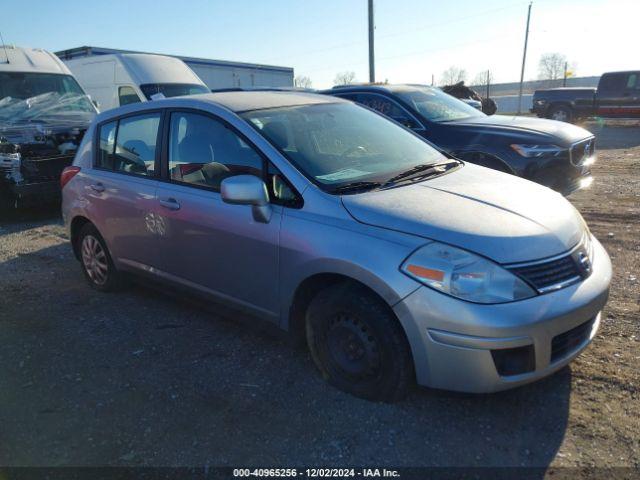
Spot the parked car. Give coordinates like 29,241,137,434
0,45,97,209
63,53,209,111
62,92,611,401
532,71,640,122
324,84,596,195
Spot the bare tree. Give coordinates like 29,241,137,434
538,53,567,80
334,71,357,86
294,75,313,89
472,71,493,87
440,66,467,86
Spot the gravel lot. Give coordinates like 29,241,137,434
0,122,638,474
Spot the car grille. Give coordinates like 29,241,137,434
551,317,595,363
570,137,595,166
508,254,582,292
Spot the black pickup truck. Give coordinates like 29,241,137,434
532,71,640,122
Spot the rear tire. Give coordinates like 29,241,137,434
305,282,414,402
547,104,573,122
77,223,125,292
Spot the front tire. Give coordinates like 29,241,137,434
77,223,124,292
306,282,414,402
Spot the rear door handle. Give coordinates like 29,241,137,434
90,183,105,193
159,197,180,211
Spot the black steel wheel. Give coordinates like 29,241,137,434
306,282,414,402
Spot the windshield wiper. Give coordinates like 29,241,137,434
382,160,460,186
329,181,382,194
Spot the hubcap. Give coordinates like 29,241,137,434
552,110,567,121
326,313,380,380
81,235,109,285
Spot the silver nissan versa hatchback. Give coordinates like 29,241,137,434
61,92,611,401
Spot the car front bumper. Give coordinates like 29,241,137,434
393,235,612,393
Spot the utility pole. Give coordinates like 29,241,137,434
517,2,532,115
563,61,568,86
486,70,490,99
368,0,375,83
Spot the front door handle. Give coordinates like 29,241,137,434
159,198,180,211
90,183,105,193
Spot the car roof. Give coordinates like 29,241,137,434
95,91,345,122
325,83,434,95
207,90,343,112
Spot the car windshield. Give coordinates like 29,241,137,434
241,102,447,191
0,72,96,127
397,87,485,122
0,72,86,100
140,83,210,100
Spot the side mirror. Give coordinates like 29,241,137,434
220,175,272,223
395,117,423,131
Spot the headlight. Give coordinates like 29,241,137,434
401,242,536,304
510,144,565,158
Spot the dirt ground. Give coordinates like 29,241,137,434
0,122,638,475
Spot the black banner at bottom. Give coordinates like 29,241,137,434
0,467,639,480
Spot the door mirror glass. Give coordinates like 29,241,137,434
221,175,272,223
395,117,421,130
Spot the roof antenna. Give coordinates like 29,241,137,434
0,30,9,63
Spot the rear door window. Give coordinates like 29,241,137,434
95,113,161,177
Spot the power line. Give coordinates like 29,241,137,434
265,0,530,66
302,32,513,74
375,0,529,41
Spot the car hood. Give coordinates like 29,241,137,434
341,164,585,264
446,114,592,145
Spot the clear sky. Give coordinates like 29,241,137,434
2,0,637,88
